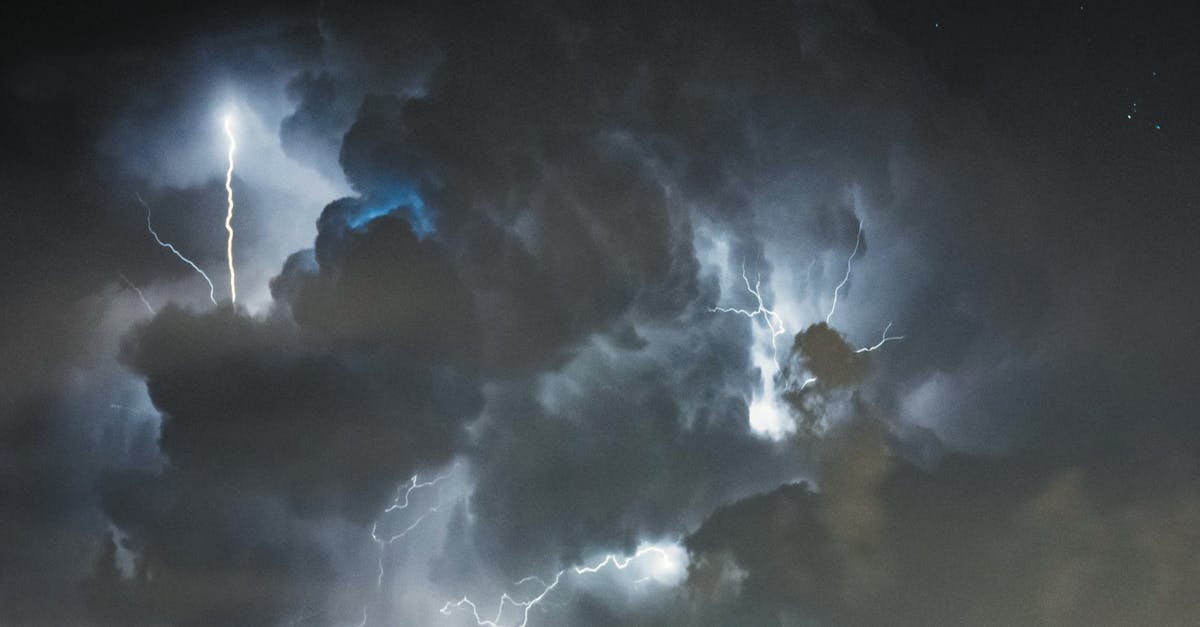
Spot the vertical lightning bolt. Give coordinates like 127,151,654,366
117,272,155,314
440,546,675,627
826,219,863,324
222,115,238,303
709,260,787,364
138,193,218,305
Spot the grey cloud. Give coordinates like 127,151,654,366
463,364,793,576
682,421,1200,626
280,71,359,177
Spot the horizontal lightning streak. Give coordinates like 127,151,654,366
855,322,904,353
440,547,671,627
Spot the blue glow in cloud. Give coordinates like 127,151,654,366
347,187,436,238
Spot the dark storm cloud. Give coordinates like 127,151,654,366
0,9,345,621
455,321,797,577
774,322,875,435
322,0,893,584
92,203,482,624
333,83,695,374
92,469,342,627
117,303,474,521
0,309,162,624
1,397,116,625
282,202,478,362
792,322,872,388
2,0,1200,625
681,418,1200,626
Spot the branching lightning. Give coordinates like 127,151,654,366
222,115,238,303
705,219,897,399
118,272,155,314
138,193,218,304
825,219,863,324
855,321,904,353
709,260,787,364
798,221,902,393
440,546,674,627
370,470,453,587
358,469,455,626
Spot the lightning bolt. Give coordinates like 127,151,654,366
855,321,904,353
371,470,453,587
440,546,674,627
825,219,862,324
117,272,155,314
222,115,238,303
358,469,455,626
794,222,900,393
138,193,217,305
709,260,787,364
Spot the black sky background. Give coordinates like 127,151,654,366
2,1,1198,626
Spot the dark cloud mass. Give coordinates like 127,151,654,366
2,0,1199,625
684,425,1200,626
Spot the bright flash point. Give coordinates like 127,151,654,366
441,542,688,627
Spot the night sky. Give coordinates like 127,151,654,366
1,1,1198,625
